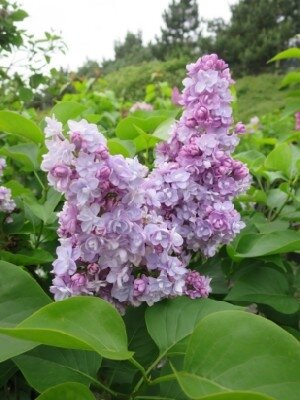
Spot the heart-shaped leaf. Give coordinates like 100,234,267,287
180,311,300,400
36,382,96,400
145,297,240,354
14,346,102,393
0,296,132,360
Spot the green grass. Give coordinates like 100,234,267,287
103,60,286,123
235,74,285,122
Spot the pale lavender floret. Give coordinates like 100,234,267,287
0,158,6,178
0,159,16,218
0,186,16,214
68,119,107,153
184,270,212,299
45,116,63,139
129,102,153,113
52,240,80,276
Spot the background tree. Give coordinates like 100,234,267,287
102,31,152,73
152,0,200,60
201,0,300,76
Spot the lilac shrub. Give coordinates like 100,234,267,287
0,158,16,217
42,54,250,311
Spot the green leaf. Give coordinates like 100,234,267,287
173,370,276,399
269,48,300,62
235,151,266,173
152,118,175,141
265,143,293,178
0,261,51,327
266,189,288,210
145,297,239,354
174,369,275,400
0,111,44,144
4,180,34,198
36,382,96,400
51,102,87,125
30,73,45,89
0,261,51,362
19,87,34,102
23,189,61,225
234,231,300,258
280,71,300,88
0,297,132,360
116,115,172,140
107,138,136,157
0,248,54,266
124,305,158,366
0,360,17,387
225,267,299,314
254,219,289,234
181,311,300,400
14,346,102,393
11,9,28,21
0,143,39,171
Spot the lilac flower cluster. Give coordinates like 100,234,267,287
43,54,250,310
41,117,192,310
146,54,250,257
0,158,16,217
129,102,153,113
295,112,300,131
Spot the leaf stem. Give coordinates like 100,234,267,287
148,373,175,386
132,351,167,395
129,357,149,382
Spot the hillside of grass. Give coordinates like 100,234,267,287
235,74,285,121
103,60,285,122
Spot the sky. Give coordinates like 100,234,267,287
17,0,236,71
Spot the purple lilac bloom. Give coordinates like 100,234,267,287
129,102,154,113
295,112,300,131
44,54,250,311
0,158,16,219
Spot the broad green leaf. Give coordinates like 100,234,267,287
19,87,34,102
182,311,300,400
0,111,44,144
225,267,299,314
265,143,293,178
174,370,252,399
152,118,176,141
0,261,51,327
0,261,51,362
134,132,160,152
0,360,17,387
0,248,54,266
23,190,61,225
14,346,102,393
269,48,300,62
36,382,96,400
266,189,288,210
0,143,39,171
107,138,136,157
116,115,172,140
51,102,87,125
145,297,239,354
280,71,300,87
124,305,158,366
174,371,274,400
4,180,34,198
0,297,132,360
173,370,275,400
254,219,289,234
196,394,275,400
234,231,300,258
235,151,266,173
